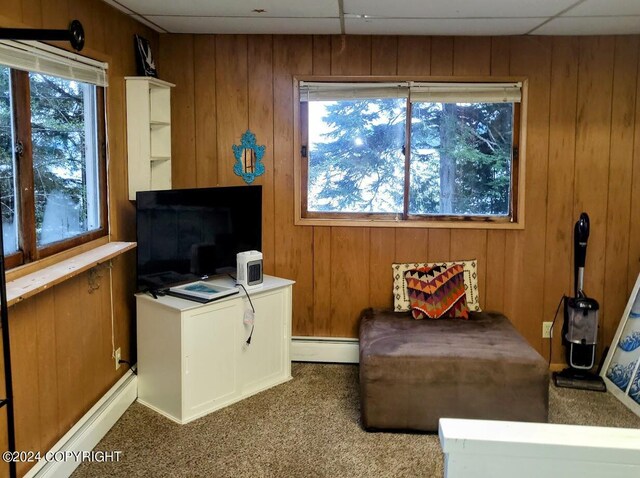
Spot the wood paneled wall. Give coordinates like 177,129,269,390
0,1,157,476
161,33,640,367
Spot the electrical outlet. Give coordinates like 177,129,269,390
115,348,121,370
542,322,553,339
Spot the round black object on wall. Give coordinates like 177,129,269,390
69,20,85,51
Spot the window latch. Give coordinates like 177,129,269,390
301,145,307,158
14,141,24,158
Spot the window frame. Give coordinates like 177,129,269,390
2,67,108,269
294,76,527,230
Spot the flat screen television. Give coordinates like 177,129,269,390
136,185,262,291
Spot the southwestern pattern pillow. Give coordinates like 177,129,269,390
405,265,470,320
392,260,481,312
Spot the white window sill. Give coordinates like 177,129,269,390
5,241,136,307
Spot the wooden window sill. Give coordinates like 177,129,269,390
295,216,525,230
5,241,136,307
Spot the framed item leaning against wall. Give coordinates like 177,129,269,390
134,34,157,77
601,272,640,417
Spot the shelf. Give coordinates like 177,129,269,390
126,77,174,200
150,160,171,190
5,242,136,307
150,87,171,123
124,76,175,89
150,123,171,158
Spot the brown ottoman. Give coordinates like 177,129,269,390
359,308,549,432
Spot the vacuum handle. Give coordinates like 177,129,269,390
574,212,590,295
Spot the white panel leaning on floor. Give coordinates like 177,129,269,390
439,418,640,478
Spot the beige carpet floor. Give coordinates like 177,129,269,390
73,363,640,478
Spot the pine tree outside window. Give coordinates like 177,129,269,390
0,41,108,268
297,79,524,229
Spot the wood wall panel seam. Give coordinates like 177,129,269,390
194,35,218,187
602,36,639,351
485,36,509,314
573,37,615,352
542,37,579,362
629,37,640,292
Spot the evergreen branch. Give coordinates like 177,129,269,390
36,76,82,101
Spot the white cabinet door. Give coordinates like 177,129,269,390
238,289,286,393
183,300,241,419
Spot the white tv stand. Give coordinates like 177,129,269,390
136,275,294,424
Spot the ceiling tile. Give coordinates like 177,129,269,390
531,15,640,34
563,0,640,16
146,16,342,34
344,17,545,35
343,0,577,18
101,0,132,15
108,0,640,36
129,14,167,32
117,0,339,17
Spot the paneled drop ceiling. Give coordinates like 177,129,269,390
102,0,640,35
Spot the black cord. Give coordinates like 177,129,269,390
236,283,255,313
118,360,137,375
549,295,566,368
245,323,255,345
145,288,165,299
228,274,256,344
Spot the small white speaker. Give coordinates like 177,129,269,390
236,250,263,289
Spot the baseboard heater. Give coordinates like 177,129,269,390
25,368,137,478
291,336,359,363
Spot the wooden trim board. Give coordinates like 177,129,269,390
5,242,136,307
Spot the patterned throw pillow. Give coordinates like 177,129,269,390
392,260,481,312
405,265,470,320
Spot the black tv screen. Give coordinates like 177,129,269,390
136,185,262,291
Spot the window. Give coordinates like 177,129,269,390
0,41,108,268
298,79,523,227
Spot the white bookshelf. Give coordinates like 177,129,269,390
125,77,175,200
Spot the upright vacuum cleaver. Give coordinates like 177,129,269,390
553,212,607,391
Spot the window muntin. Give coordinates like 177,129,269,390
0,42,107,268
299,80,522,225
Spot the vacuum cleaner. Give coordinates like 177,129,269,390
552,212,607,392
